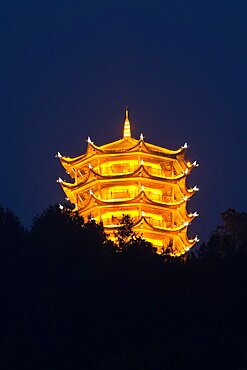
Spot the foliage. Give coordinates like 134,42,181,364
198,208,247,261
219,208,247,253
0,205,27,258
114,214,136,248
0,205,247,369
114,214,158,262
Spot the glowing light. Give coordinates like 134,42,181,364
193,185,199,191
184,221,189,226
194,235,200,242
140,133,144,141
182,196,188,201
59,204,64,210
141,211,145,217
88,163,93,169
187,160,199,168
140,159,144,166
184,168,189,175
181,142,188,149
57,177,64,183
189,211,199,217
55,152,62,158
89,189,93,195
87,137,93,144
141,185,145,191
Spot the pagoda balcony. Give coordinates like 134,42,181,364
101,190,137,200
100,166,173,178
147,167,172,177
100,191,171,203
147,218,164,228
146,192,163,202
102,216,164,228
100,166,136,175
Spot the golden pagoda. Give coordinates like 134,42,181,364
57,110,199,256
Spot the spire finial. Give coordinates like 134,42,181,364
125,108,129,122
123,108,131,138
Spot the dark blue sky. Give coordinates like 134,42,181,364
1,0,247,241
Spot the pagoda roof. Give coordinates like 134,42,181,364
90,137,185,157
99,136,139,151
57,110,188,168
58,137,186,168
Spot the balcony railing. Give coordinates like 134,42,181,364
100,166,173,178
101,191,137,200
146,192,162,202
102,216,164,228
100,166,136,175
100,191,171,203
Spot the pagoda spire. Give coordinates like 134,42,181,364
123,108,131,138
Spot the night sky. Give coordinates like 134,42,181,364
1,0,247,242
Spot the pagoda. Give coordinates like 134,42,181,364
57,110,199,256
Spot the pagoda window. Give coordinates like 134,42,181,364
143,209,163,227
162,211,172,228
162,186,172,202
145,216,163,228
77,168,87,180
160,161,173,176
144,162,162,176
101,184,138,200
110,163,132,174
145,187,162,202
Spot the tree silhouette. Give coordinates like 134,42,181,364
114,214,157,255
0,205,27,258
114,214,136,249
198,208,247,261
219,208,247,254
31,204,84,245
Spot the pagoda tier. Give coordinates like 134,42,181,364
57,110,199,255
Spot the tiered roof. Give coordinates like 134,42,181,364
57,110,199,255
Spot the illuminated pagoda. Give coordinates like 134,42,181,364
57,110,199,256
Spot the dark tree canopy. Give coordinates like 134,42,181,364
0,205,27,258
114,214,158,258
198,208,247,261
0,205,246,370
